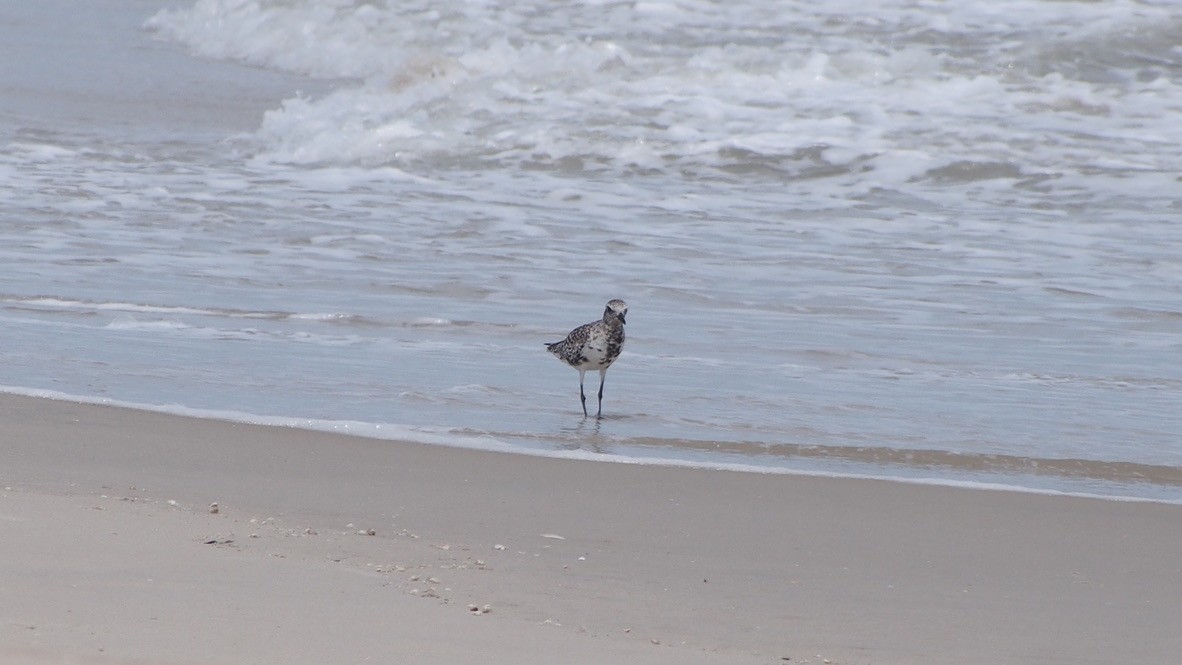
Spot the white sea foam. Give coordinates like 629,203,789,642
144,0,1182,205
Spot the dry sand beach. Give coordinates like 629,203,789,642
2,393,1180,665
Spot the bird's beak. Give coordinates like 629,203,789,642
618,312,627,324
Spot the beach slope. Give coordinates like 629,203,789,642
2,393,1180,664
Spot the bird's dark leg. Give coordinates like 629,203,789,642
578,369,588,417
596,369,607,418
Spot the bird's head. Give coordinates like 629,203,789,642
604,299,628,325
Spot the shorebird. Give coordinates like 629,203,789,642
545,299,628,418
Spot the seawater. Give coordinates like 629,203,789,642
1,0,1180,502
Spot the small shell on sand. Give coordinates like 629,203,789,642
208,503,219,514
493,544,506,550
540,533,565,540
358,529,376,536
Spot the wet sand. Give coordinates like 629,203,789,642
2,393,1180,664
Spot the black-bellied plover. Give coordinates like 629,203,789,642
546,299,628,418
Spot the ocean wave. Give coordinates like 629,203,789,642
145,0,1182,193
0,294,376,326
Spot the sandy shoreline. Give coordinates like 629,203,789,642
2,393,1180,664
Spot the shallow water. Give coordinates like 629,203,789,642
2,0,1180,501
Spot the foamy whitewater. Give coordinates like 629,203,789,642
2,0,1180,501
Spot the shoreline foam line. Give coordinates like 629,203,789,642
1,384,1177,506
